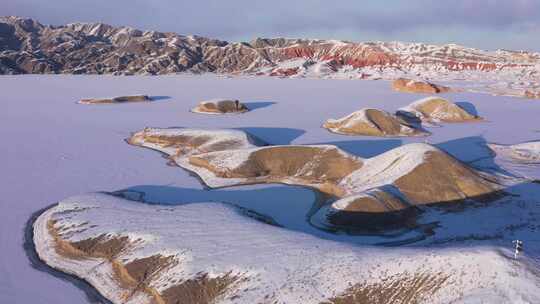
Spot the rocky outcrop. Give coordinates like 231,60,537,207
525,90,540,99
1,16,539,85
323,108,429,137
191,99,249,114
79,95,151,104
397,97,481,123
392,78,451,94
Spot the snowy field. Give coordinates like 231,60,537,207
2,74,540,303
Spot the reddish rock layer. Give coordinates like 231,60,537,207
1,17,538,76
525,90,540,99
392,78,451,94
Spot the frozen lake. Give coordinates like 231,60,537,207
1,74,540,303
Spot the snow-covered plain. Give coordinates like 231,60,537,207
34,193,540,303
488,141,540,180
2,74,540,303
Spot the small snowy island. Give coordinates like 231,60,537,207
192,99,249,114
79,95,152,104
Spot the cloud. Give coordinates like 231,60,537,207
3,0,540,51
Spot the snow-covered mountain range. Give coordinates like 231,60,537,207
1,16,539,96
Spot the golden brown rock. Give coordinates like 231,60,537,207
397,97,481,123
323,108,429,137
392,78,451,94
393,151,500,205
189,145,362,197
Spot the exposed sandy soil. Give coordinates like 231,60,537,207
323,272,450,304
189,145,363,197
392,78,451,94
47,220,132,260
393,151,500,205
192,99,249,114
323,108,429,137
79,95,151,104
160,273,243,304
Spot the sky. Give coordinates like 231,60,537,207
4,0,540,51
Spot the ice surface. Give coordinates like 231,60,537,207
2,74,540,303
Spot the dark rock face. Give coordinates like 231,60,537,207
1,16,539,77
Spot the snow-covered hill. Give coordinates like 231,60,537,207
34,192,540,304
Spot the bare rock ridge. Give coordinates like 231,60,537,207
323,108,429,137
397,97,482,123
79,95,151,104
192,99,249,114
128,128,501,229
392,78,451,94
1,16,539,84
